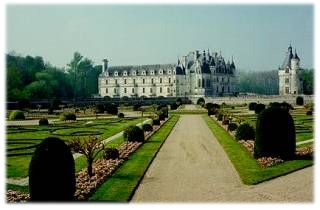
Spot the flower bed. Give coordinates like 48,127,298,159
7,117,169,202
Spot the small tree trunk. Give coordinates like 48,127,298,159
87,158,93,177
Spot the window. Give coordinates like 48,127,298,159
202,79,205,88
114,71,118,76
160,78,162,83
285,78,289,84
150,88,153,93
143,88,145,93
167,87,170,93
106,79,108,85
132,88,134,93
133,79,136,84
198,79,201,87
124,79,127,84
106,88,108,93
115,79,118,85
169,78,171,83
285,87,289,94
114,88,116,94
124,88,127,93
222,77,224,82
160,87,162,93
228,86,230,92
216,86,219,93
217,77,219,82
151,78,154,84
159,70,163,74
123,71,127,76
143,78,145,84
168,70,171,74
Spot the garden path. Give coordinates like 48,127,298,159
132,115,313,202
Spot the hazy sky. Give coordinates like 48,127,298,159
6,4,314,71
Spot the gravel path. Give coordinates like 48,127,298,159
132,115,313,202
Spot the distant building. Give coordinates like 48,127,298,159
278,44,303,95
98,50,237,98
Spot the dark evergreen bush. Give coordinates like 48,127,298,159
170,103,178,110
9,110,25,120
118,113,124,118
142,123,153,132
59,112,76,121
123,126,145,142
235,123,255,141
105,103,118,115
133,104,142,111
29,137,75,201
254,107,296,160
222,119,229,125
306,110,313,115
217,113,223,121
228,123,238,131
95,104,105,113
248,102,257,111
296,96,304,106
255,104,266,114
152,118,160,126
176,98,182,106
269,102,293,112
103,148,119,160
196,98,205,106
208,108,217,116
39,118,49,126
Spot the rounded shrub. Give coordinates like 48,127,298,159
9,110,25,120
29,137,75,201
306,110,313,115
207,108,217,116
296,96,304,106
269,102,293,112
103,148,119,160
118,113,124,118
142,123,153,132
105,103,118,115
222,119,229,125
255,104,266,114
59,112,76,121
123,125,145,142
152,118,160,126
95,104,105,113
39,118,49,126
170,103,178,110
228,123,238,132
235,123,255,141
196,98,205,107
248,102,257,111
217,113,224,121
254,107,296,160
133,104,142,111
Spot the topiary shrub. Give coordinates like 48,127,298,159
95,104,105,113
222,119,229,125
296,96,304,106
39,118,49,126
269,102,293,112
235,123,255,141
59,112,76,121
170,103,178,110
208,108,217,116
29,137,75,201
196,98,205,107
142,123,153,132
254,107,296,160
118,113,124,118
255,104,266,114
9,110,25,120
133,104,142,111
306,110,313,115
103,148,119,160
123,125,145,142
105,103,118,115
217,113,223,121
152,118,160,126
228,123,238,131
248,102,257,111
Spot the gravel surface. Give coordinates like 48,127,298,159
132,115,313,202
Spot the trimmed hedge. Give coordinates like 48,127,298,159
39,118,49,126
296,96,304,106
235,123,255,141
254,107,296,160
248,102,257,111
255,104,266,114
123,126,145,142
59,112,76,121
9,110,25,120
222,119,229,125
152,118,160,126
227,123,238,131
306,110,313,115
29,137,75,201
118,113,124,118
142,123,153,132
103,148,119,160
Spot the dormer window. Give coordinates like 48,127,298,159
142,71,146,75
159,69,163,75
132,71,136,76
150,70,154,75
123,71,127,76
168,70,171,74
173,70,176,74
114,71,118,76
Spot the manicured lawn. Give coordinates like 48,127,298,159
6,117,146,178
89,115,179,201
6,184,29,193
204,115,313,185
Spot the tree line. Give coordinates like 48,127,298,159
237,69,313,95
6,52,102,101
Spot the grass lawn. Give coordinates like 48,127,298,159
203,115,313,185
6,117,146,178
89,115,179,201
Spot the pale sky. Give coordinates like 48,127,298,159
6,4,314,71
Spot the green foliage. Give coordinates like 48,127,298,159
216,112,224,121
152,118,160,126
235,123,255,141
296,96,304,106
254,107,296,160
196,98,205,106
222,119,229,125
105,103,118,115
9,110,25,120
59,112,76,121
248,102,257,111
300,69,313,95
170,103,178,110
205,103,220,110
29,137,75,201
306,110,313,115
269,102,294,112
103,148,119,160
123,125,145,142
38,118,49,126
255,104,266,114
117,113,124,118
133,104,142,111
227,123,238,131
142,123,153,132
